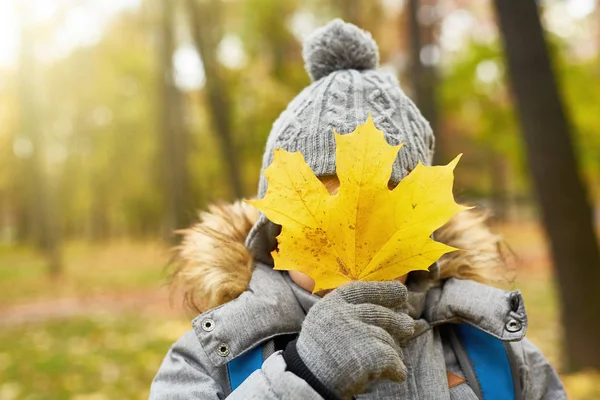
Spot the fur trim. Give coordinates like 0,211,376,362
436,210,515,287
171,202,512,313
171,201,258,313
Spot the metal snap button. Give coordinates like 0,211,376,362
505,319,522,333
201,319,215,332
217,343,230,357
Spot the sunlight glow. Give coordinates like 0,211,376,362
217,35,247,70
0,0,141,68
174,45,206,91
0,2,19,67
565,0,596,19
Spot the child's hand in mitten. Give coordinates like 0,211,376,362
284,281,415,400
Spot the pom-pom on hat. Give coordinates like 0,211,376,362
303,19,379,81
246,19,436,277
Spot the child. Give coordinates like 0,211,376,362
150,20,565,400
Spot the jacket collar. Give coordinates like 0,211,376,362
193,266,527,367
192,263,305,367
424,278,527,341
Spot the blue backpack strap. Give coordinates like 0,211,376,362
453,323,516,400
227,334,299,392
227,345,264,391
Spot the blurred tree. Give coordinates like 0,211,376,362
17,8,63,276
241,0,302,84
494,0,600,370
407,0,442,163
45,10,163,240
331,0,382,38
560,57,600,200
439,40,521,220
156,0,192,241
0,79,18,244
186,0,244,199
1,0,597,249
334,0,360,24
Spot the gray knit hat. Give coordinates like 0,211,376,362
246,19,435,271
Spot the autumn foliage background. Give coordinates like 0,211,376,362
0,0,599,399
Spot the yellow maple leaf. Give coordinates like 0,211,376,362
247,116,470,293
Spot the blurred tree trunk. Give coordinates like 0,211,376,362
18,13,63,277
260,1,296,82
407,0,443,163
333,0,382,36
186,0,244,199
89,181,110,241
335,0,360,25
494,0,600,371
157,0,192,241
490,152,509,221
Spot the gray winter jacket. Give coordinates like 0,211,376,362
150,263,565,399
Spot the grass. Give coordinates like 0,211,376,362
0,314,190,400
0,240,183,400
0,224,599,399
0,241,169,306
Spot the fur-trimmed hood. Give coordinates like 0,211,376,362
171,201,512,313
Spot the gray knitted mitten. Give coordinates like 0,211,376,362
296,281,415,399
